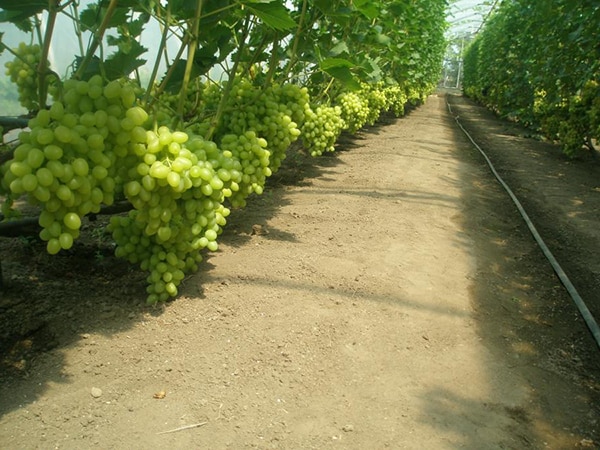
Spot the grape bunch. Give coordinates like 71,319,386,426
109,128,235,304
204,77,306,174
4,42,55,111
362,85,389,126
384,85,408,117
336,91,370,134
301,105,346,157
219,131,271,208
150,78,205,128
1,75,140,254
254,83,306,173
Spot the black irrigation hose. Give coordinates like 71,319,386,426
446,96,600,351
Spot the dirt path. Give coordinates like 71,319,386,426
1,93,599,449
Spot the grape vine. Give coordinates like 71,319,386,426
0,0,448,303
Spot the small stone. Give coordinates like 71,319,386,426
91,387,102,398
342,424,354,432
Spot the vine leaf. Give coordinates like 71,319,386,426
242,1,296,31
319,58,354,71
161,60,203,93
79,4,130,32
73,55,102,81
104,41,148,80
330,41,350,57
0,0,46,30
352,0,378,20
319,58,360,90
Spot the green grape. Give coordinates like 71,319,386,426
219,131,271,208
213,78,307,175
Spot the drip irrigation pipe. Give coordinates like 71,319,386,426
446,96,600,351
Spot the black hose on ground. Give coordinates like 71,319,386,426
446,95,600,351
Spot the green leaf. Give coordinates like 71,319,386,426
161,59,203,93
104,53,147,80
243,1,296,31
0,0,45,28
79,5,99,31
311,0,336,15
198,24,235,67
125,13,150,38
73,55,102,81
194,46,219,74
322,65,361,91
0,0,46,10
329,41,349,57
79,4,130,32
375,33,391,46
109,39,147,72
353,0,378,20
319,58,355,70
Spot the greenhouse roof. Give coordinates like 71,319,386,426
446,0,499,38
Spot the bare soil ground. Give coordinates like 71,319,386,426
1,91,599,449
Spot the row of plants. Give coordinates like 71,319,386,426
461,0,600,157
0,0,447,303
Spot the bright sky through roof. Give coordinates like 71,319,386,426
446,0,498,38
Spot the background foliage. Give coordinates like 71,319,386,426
462,0,600,157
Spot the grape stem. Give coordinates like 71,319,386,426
282,0,308,82
38,0,59,109
148,34,191,122
144,2,172,107
68,1,86,57
205,16,251,141
262,35,280,88
176,0,204,127
73,0,120,80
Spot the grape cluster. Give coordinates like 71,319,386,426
384,86,408,117
362,85,388,126
150,78,205,128
108,128,233,303
254,83,307,173
203,78,307,172
193,77,309,203
1,75,139,254
219,131,270,208
4,43,47,111
301,105,345,157
336,91,370,133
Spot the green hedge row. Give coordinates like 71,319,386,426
462,0,600,157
